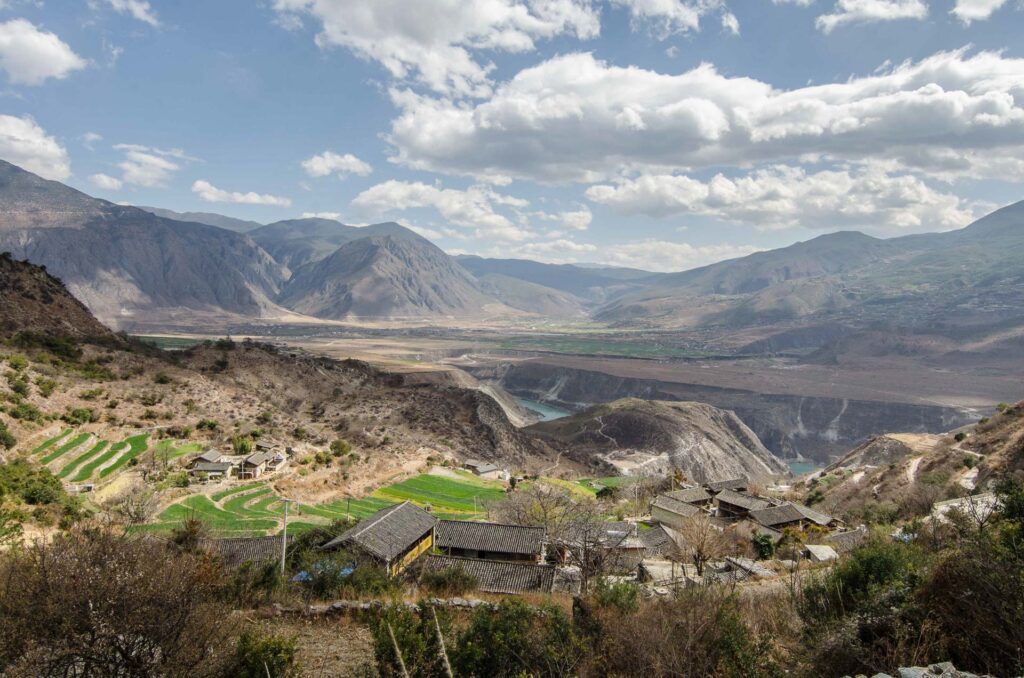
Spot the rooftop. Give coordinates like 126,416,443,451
665,486,713,504
715,489,771,512
706,478,748,493
323,501,437,563
652,494,703,518
191,461,233,473
435,520,544,556
202,535,287,568
423,555,555,594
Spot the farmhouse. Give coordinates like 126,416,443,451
749,502,835,531
705,478,748,493
665,486,713,507
188,461,234,480
239,451,275,479
192,449,223,465
463,459,502,480
423,555,556,594
434,520,544,563
651,493,704,530
714,489,772,518
321,501,437,576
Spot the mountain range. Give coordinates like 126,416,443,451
1,160,1023,357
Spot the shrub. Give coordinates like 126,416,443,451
232,436,253,455
954,431,967,442
197,419,219,431
62,407,97,425
6,355,27,371
330,438,352,457
154,372,172,385
35,378,57,397
8,402,41,421
752,533,776,559
420,566,478,597
8,377,29,398
231,632,299,678
593,577,641,613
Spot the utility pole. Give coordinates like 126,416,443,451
280,499,291,577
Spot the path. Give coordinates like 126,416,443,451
905,456,923,483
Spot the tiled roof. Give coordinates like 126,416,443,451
243,451,275,467
825,526,867,553
638,524,678,558
196,450,222,463
750,502,833,527
715,489,771,511
792,503,833,526
423,555,555,594
652,494,703,518
665,487,712,504
323,501,436,563
202,535,287,568
435,520,544,556
192,461,233,473
706,478,747,492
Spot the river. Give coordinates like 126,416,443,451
515,397,571,422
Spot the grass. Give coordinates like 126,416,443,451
72,440,127,482
371,473,505,518
40,432,90,464
211,483,264,502
58,440,109,479
97,434,149,478
32,428,72,454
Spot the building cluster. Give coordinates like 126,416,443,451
187,440,288,481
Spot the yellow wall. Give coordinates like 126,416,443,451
389,532,433,576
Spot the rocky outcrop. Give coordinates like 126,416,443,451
528,398,787,481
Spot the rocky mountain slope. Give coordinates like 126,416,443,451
0,161,287,329
528,397,788,481
276,235,507,320
250,219,422,271
0,252,113,340
139,206,262,233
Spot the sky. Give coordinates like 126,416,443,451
1,0,1023,272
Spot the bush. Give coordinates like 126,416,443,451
954,431,967,442
231,632,299,678
154,372,172,385
8,402,41,421
6,355,28,371
197,419,219,431
419,566,478,597
62,407,97,425
0,421,15,450
35,377,57,397
232,436,253,455
330,438,352,457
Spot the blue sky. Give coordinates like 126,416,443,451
1,0,1023,271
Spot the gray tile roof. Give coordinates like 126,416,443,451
715,489,771,512
652,494,703,518
665,487,712,504
191,461,234,473
323,501,436,563
706,478,747,492
825,526,867,553
638,524,678,558
435,520,544,557
196,450,222,463
749,502,833,528
243,451,275,467
202,535,287,568
423,555,555,594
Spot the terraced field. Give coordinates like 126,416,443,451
144,469,510,537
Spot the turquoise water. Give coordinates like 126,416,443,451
787,460,822,476
515,397,571,422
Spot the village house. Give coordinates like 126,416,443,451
665,486,714,508
202,535,288,569
239,450,275,479
321,501,437,576
463,459,502,480
748,502,836,531
434,520,545,562
651,493,704,530
422,555,556,595
188,461,234,480
705,478,748,494
714,488,773,518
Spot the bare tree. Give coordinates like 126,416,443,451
109,487,158,531
669,513,734,577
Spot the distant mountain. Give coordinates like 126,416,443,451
476,273,586,317
0,160,287,328
456,256,659,304
277,235,505,320
138,206,263,233
250,219,422,270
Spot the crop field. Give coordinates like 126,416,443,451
32,428,72,454
145,469,510,537
39,432,91,464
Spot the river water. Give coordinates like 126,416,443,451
515,397,571,422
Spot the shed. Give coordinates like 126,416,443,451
202,535,288,569
463,459,501,480
422,555,555,595
322,501,437,575
434,520,544,562
804,544,839,562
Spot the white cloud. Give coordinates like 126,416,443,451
773,0,815,5
191,180,292,206
80,132,102,149
559,208,593,230
301,150,372,178
600,240,762,272
815,0,927,33
113,144,186,187
271,0,600,96
950,0,1009,23
104,0,160,27
301,211,343,220
351,180,531,240
586,165,974,234
610,0,735,37
0,19,86,86
88,173,122,190
0,114,70,180
387,49,1024,183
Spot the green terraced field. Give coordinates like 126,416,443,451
72,440,127,482
32,428,72,454
371,473,505,517
58,440,109,479
97,434,149,478
40,432,91,464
